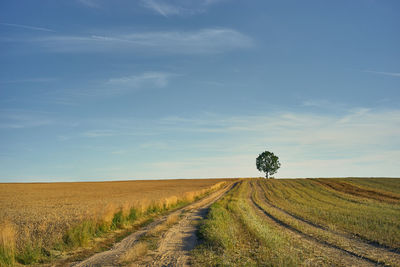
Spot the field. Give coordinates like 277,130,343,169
0,179,228,266
194,178,400,266
1,177,399,266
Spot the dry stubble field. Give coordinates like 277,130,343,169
0,178,229,266
193,178,400,266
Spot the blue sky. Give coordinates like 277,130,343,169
0,0,399,182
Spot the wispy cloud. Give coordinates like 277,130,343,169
31,28,252,54
0,110,53,129
61,72,175,98
363,70,400,77
146,108,400,178
0,22,54,32
76,0,99,8
141,0,226,17
4,106,399,179
142,0,181,16
0,77,56,84
82,129,116,138
108,72,173,89
111,150,126,155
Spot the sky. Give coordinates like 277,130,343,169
0,0,399,182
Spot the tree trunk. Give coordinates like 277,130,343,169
265,172,269,179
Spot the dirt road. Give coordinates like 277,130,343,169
72,182,234,267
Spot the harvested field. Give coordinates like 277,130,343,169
2,177,399,266
193,178,400,266
0,178,229,265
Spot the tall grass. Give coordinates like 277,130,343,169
0,222,15,266
2,181,226,265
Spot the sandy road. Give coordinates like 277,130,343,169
136,182,235,267
72,182,235,267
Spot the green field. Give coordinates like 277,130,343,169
193,178,400,266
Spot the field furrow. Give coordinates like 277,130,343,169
248,182,378,266
252,180,400,266
258,179,400,249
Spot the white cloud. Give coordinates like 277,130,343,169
144,108,400,178
15,106,397,179
0,22,54,32
364,70,400,77
82,130,116,138
0,77,56,84
0,110,52,129
76,0,99,8
32,28,253,54
72,107,400,178
141,0,227,17
108,72,172,89
142,0,181,16
111,150,126,154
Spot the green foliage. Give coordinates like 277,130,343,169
16,244,46,265
111,211,125,230
127,208,138,222
0,246,15,267
63,220,97,247
256,151,281,178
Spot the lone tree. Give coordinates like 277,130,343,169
256,151,281,178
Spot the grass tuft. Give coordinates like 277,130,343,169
0,222,16,266
16,243,46,265
119,241,148,264
63,220,97,247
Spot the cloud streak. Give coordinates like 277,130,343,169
30,28,253,54
0,78,56,84
3,106,400,179
364,70,400,77
0,110,53,129
0,22,54,32
141,0,226,17
139,108,400,178
142,0,181,16
76,0,99,8
108,72,173,89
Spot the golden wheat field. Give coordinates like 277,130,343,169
0,178,229,264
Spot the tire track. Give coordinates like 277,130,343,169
135,182,236,267
72,182,235,267
257,180,400,255
249,181,389,266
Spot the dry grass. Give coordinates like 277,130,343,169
0,221,16,266
194,179,400,266
146,213,181,238
119,241,148,264
316,178,400,203
258,178,400,249
165,213,180,226
0,179,229,265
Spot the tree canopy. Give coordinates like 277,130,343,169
256,151,281,178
